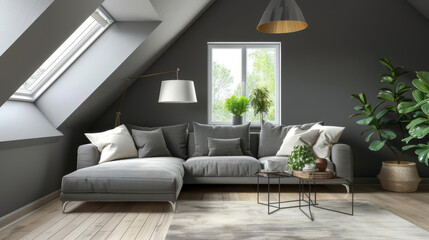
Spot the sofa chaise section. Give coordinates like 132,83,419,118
60,144,184,211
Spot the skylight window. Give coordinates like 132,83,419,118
10,7,114,102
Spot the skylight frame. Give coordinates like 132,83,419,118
10,7,114,102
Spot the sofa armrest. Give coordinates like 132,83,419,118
331,143,353,182
77,144,100,169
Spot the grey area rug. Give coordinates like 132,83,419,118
166,201,429,240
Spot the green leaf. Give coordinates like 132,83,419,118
413,78,429,93
417,148,429,165
360,128,374,135
397,86,412,95
396,82,406,93
412,90,425,103
353,106,364,111
397,101,415,114
356,116,374,125
365,132,375,142
379,58,393,71
375,109,389,119
402,135,415,144
349,113,368,118
378,91,394,101
409,125,429,139
422,103,429,115
380,130,396,140
406,117,429,129
369,140,386,151
403,145,418,151
372,100,385,113
417,71,429,83
358,93,367,104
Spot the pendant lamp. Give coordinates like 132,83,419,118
257,0,308,34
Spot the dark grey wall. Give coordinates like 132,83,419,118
0,128,84,217
94,0,429,178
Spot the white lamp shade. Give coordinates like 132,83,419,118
158,80,197,103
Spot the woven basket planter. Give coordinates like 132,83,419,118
377,161,421,193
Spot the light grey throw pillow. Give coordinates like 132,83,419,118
131,129,171,158
258,120,323,157
208,138,243,156
193,122,252,156
127,123,188,159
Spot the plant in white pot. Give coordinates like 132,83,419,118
224,95,250,125
287,145,316,173
350,58,421,192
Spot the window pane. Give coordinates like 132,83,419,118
246,48,276,122
18,17,97,93
11,7,113,101
211,48,242,122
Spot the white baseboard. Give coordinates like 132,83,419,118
0,190,60,229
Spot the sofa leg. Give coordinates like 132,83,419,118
342,184,350,197
168,201,176,212
62,201,70,214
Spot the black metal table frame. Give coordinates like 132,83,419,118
257,172,303,214
257,172,354,220
298,178,354,221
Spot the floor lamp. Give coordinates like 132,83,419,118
114,68,197,127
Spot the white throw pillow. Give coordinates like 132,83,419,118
310,124,345,159
276,127,320,156
85,125,138,163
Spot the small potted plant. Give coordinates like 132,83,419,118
250,87,272,123
287,145,316,173
224,95,250,125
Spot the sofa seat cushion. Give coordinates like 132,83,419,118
259,156,335,171
62,157,184,194
184,156,261,177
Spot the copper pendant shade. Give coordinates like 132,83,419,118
257,0,308,34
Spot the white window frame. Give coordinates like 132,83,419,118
208,42,281,125
10,7,114,102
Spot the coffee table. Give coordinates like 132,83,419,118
256,171,299,214
256,171,354,220
297,176,354,221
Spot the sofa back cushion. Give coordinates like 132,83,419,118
192,122,252,156
188,132,259,157
258,121,323,158
126,123,188,159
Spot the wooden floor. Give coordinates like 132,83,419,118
1,184,428,240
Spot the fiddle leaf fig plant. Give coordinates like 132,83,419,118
287,145,315,172
398,71,429,166
350,58,412,164
224,95,250,116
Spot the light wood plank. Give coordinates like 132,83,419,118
74,203,124,240
1,184,429,240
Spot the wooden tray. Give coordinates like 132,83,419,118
293,169,335,179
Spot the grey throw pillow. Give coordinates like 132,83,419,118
258,120,323,158
131,129,171,158
208,138,243,156
193,122,252,156
126,123,188,159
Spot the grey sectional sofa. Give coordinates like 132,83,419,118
60,130,353,212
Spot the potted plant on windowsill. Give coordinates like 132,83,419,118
250,87,272,123
350,58,421,192
224,95,250,125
